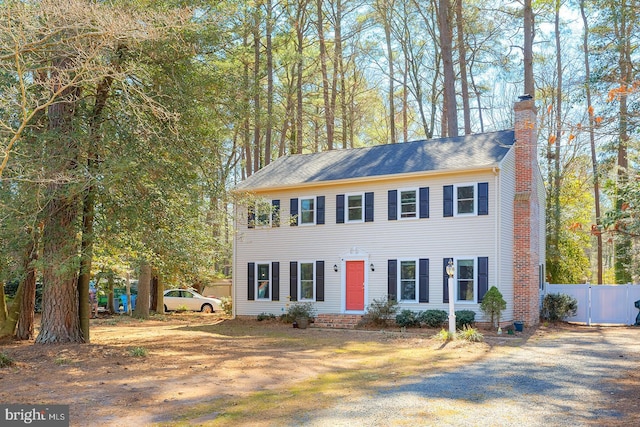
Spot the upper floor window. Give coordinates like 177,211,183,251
456,185,475,215
336,193,373,223
400,189,417,219
290,196,325,226
300,197,315,225
388,187,429,220
347,194,364,222
248,199,280,228
443,183,488,217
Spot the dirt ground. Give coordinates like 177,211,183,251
0,314,638,426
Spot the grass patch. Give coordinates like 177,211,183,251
0,352,14,368
128,347,148,357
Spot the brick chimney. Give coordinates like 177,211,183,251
513,97,541,326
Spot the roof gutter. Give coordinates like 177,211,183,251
233,164,503,194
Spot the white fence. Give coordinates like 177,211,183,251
546,284,640,326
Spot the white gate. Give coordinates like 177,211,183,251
546,284,640,325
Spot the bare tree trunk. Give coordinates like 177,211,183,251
243,33,252,177
0,280,23,339
133,262,151,319
156,275,164,314
295,1,308,154
36,56,83,344
580,0,602,284
265,0,273,165
379,0,397,143
551,0,563,280
438,0,457,137
523,0,535,97
16,232,39,340
253,5,262,172
317,0,334,149
455,0,471,135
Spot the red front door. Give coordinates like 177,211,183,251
346,261,365,311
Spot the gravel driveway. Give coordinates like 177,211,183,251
292,327,638,426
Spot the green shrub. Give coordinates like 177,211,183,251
455,310,476,329
395,310,420,327
283,302,316,323
358,297,398,327
418,310,448,328
256,312,276,321
479,286,506,328
0,352,14,368
219,296,233,316
541,293,578,321
457,325,484,342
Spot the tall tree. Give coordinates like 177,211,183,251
438,0,458,137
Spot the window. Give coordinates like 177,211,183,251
399,189,417,219
456,185,475,215
456,259,475,302
256,263,271,300
347,194,363,222
443,183,488,217
300,197,315,225
248,199,280,228
290,261,325,302
388,188,428,220
337,193,373,223
399,260,417,302
299,262,315,301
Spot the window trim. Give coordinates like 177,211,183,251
453,257,476,303
298,261,316,301
254,262,272,301
398,187,418,220
454,183,477,216
299,196,316,226
345,192,365,223
397,258,418,303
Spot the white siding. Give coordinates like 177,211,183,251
498,149,516,321
234,170,507,320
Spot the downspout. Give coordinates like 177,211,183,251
493,166,500,302
232,202,237,319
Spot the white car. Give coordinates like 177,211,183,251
163,288,221,313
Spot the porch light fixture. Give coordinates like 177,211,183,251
333,264,338,272
446,259,456,335
370,263,375,272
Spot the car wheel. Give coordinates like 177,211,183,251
163,304,168,313
201,304,213,313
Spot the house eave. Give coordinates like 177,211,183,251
233,164,502,194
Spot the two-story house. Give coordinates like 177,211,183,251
232,98,545,327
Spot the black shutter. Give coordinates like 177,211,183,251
290,198,298,226
419,258,429,303
317,196,325,224
388,259,397,301
316,261,325,302
336,194,345,224
388,190,397,221
272,262,280,301
478,257,489,302
289,261,298,301
365,192,374,222
248,204,255,229
248,262,255,301
443,185,453,217
478,182,489,215
443,258,450,303
419,187,429,219
272,200,280,227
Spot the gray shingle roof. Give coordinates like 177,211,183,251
236,130,514,190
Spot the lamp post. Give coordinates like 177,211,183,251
446,259,456,335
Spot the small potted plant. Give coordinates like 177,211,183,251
287,302,316,329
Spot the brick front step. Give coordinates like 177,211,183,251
313,314,363,329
